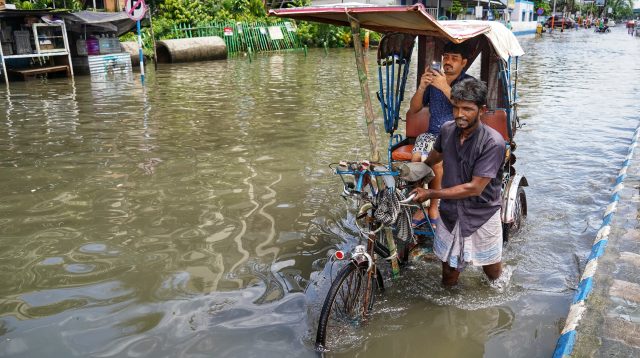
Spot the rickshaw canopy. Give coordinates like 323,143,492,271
269,3,524,61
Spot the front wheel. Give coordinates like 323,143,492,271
503,186,527,242
315,261,378,351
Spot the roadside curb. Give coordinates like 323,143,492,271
552,125,640,357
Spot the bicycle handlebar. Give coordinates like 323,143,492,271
335,169,398,176
331,160,400,198
399,193,416,204
330,160,398,177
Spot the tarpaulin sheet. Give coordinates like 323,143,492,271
62,11,138,36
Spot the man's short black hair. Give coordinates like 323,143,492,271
443,42,469,59
450,77,487,108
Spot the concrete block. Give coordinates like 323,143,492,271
604,316,640,348
619,252,640,267
610,279,640,303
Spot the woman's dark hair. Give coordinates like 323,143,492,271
443,42,468,59
450,78,488,107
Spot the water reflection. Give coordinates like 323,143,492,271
349,305,515,358
0,28,639,357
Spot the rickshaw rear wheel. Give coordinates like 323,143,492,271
315,261,380,351
503,186,527,242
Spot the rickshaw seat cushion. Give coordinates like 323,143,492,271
390,108,429,161
391,144,414,161
480,109,509,141
393,108,509,160
405,107,430,138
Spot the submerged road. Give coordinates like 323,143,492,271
567,127,640,357
0,26,639,357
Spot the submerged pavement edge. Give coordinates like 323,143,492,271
557,126,640,357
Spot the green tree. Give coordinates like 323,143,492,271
607,0,634,18
448,0,465,19
121,0,374,50
533,0,551,16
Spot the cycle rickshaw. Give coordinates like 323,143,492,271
271,4,528,351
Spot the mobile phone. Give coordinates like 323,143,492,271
431,61,442,72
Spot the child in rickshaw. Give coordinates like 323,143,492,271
406,41,476,229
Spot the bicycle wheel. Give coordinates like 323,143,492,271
315,261,378,351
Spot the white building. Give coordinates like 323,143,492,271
509,0,535,22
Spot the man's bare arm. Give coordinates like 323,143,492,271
424,149,443,166
408,87,428,115
408,70,434,115
411,176,491,202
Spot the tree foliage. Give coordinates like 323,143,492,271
7,0,373,49
606,0,635,18
449,0,465,17
533,0,551,16
10,0,83,10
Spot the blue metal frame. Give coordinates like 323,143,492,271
336,166,399,195
497,55,521,142
378,47,414,135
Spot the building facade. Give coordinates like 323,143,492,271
509,0,534,22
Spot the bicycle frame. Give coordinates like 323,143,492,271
332,159,430,274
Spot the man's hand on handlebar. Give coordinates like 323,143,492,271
409,187,433,203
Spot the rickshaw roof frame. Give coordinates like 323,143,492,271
269,4,525,62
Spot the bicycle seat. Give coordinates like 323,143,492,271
398,162,435,183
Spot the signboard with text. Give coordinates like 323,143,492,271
284,22,296,32
268,26,284,40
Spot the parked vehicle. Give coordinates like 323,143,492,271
272,4,528,351
545,15,575,28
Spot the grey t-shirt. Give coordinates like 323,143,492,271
434,121,505,237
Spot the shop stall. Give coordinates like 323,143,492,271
0,9,139,86
0,10,74,85
61,11,136,76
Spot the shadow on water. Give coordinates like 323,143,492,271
0,27,639,357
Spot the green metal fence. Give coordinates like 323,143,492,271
173,21,302,55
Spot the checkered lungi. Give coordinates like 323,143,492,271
433,210,502,271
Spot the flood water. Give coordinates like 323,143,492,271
1,27,640,357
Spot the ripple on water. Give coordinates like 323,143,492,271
64,263,96,274
39,257,64,266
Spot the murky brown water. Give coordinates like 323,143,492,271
1,27,639,357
